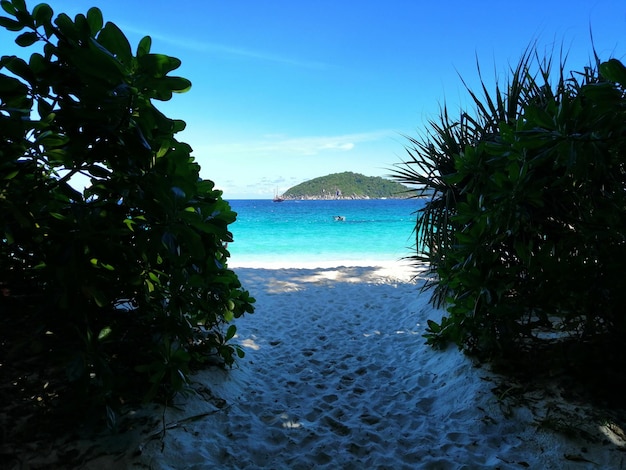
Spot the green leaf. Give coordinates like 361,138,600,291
29,52,46,73
3,55,33,82
54,13,79,40
172,119,186,133
1,1,16,15
58,181,83,202
142,76,191,100
42,20,53,38
225,324,237,341
426,319,441,333
36,98,53,119
98,326,112,341
88,164,111,178
36,130,69,147
14,9,33,28
11,0,26,12
88,287,107,307
15,31,38,46
123,218,135,231
44,148,68,163
138,53,181,77
68,40,125,82
0,15,24,31
224,310,234,322
86,7,103,35
3,169,19,179
90,259,115,271
0,73,27,94
73,13,90,38
167,76,192,93
32,3,53,27
137,35,151,57
92,289,107,308
600,58,626,88
97,21,132,65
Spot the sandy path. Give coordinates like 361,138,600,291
129,265,625,469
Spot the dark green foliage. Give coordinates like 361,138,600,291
395,49,626,364
283,171,409,199
0,0,254,418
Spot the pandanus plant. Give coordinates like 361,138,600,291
394,46,626,357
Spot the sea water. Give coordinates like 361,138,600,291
226,199,424,265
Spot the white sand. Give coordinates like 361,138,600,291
17,261,626,468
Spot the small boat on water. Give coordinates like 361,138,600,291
273,189,285,202
333,215,346,221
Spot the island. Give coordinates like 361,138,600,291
279,172,410,200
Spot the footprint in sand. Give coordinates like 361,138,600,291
322,394,339,404
322,415,351,437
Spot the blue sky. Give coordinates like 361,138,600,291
2,1,625,198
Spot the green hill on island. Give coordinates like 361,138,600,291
282,172,409,199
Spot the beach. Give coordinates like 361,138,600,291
12,260,626,469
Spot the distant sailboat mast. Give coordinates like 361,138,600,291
273,188,284,202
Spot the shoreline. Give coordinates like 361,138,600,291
226,256,419,269
227,257,423,284
275,196,413,201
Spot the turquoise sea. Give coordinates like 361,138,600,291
226,199,425,265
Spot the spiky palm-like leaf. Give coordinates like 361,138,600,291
393,47,624,354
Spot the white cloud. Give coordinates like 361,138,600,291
121,25,328,70
321,142,355,151
191,129,401,198
197,130,394,158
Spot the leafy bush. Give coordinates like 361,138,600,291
395,49,626,361
0,0,254,419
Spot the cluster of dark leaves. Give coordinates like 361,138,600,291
395,48,626,406
0,0,254,436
